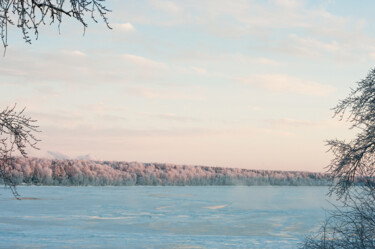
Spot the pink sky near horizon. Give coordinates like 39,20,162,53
1,0,374,172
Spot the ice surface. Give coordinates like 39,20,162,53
0,186,334,248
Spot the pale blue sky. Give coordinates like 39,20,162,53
1,0,374,171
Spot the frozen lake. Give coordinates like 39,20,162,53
0,186,334,248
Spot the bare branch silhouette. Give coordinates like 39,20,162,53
0,0,111,50
302,68,375,248
0,104,39,198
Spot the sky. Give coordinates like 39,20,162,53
1,0,375,172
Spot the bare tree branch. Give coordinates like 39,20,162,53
302,68,375,248
327,68,375,198
0,0,111,50
0,104,39,198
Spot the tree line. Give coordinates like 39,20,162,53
1,157,331,187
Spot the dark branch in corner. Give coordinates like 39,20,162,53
0,0,111,51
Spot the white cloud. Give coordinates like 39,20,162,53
61,50,86,56
221,54,280,66
257,57,279,66
150,0,182,15
191,67,207,74
126,86,202,100
260,128,296,138
126,86,161,99
120,0,375,62
250,106,261,111
113,22,136,32
236,74,335,96
273,0,301,9
265,118,316,127
273,34,341,59
122,54,168,69
153,113,198,122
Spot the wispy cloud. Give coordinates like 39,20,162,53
191,67,207,74
1,0,370,172
260,128,296,138
121,54,168,69
235,74,335,96
43,125,215,138
265,118,317,128
113,22,136,32
61,50,86,57
257,57,279,66
30,111,83,123
153,113,198,122
120,0,375,62
150,0,182,15
126,86,203,100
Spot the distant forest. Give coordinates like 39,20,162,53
2,157,331,186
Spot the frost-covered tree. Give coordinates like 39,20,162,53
302,68,375,248
0,0,110,49
327,69,375,199
0,105,39,197
3,157,330,187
